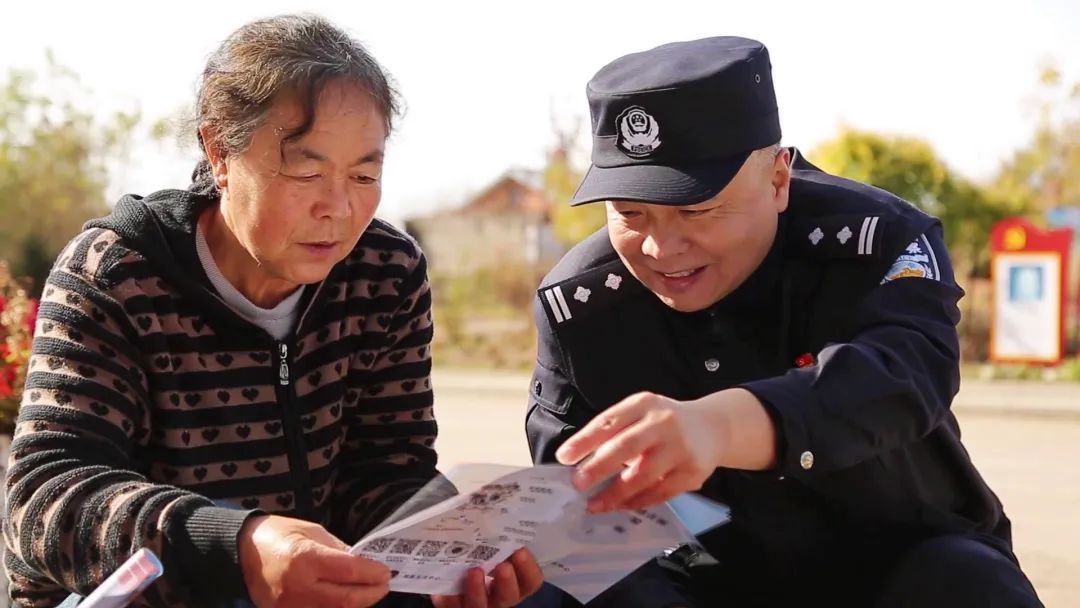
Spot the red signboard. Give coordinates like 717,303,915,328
989,218,1073,364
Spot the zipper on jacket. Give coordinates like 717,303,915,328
278,343,291,386
275,341,315,518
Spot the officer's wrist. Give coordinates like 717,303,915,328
698,388,778,471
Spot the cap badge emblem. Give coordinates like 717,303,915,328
617,106,662,158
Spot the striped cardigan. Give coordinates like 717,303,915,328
3,190,439,606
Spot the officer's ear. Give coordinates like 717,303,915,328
768,147,792,213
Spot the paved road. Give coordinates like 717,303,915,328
431,370,1080,607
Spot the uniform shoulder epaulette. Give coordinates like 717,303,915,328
537,258,644,328
790,213,891,259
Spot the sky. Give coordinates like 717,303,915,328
3,0,1079,224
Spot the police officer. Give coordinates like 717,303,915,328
525,37,1042,607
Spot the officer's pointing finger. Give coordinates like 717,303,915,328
573,420,662,495
590,450,678,512
624,471,697,510
556,392,655,466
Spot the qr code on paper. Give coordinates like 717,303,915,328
390,538,421,555
360,537,394,553
444,542,472,559
467,544,500,561
417,540,448,558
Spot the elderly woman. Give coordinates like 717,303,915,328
3,14,540,608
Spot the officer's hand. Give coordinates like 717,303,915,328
431,548,544,608
556,388,776,511
239,514,392,608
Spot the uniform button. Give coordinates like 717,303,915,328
799,451,815,470
533,381,542,396
704,358,720,372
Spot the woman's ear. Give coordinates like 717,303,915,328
199,124,229,189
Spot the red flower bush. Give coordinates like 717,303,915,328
0,262,36,431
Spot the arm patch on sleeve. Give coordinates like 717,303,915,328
881,233,942,284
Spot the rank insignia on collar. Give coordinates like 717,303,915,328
542,285,573,324
856,216,881,256
837,226,853,244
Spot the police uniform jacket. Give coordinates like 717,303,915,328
525,152,1012,586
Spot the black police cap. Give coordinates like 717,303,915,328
570,36,781,206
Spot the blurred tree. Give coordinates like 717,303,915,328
0,52,139,294
811,129,951,213
809,128,1021,275
990,63,1080,213
546,118,605,245
15,233,52,295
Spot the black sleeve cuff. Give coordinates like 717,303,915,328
739,375,816,479
167,504,263,600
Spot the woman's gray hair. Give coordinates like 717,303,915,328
189,14,400,196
